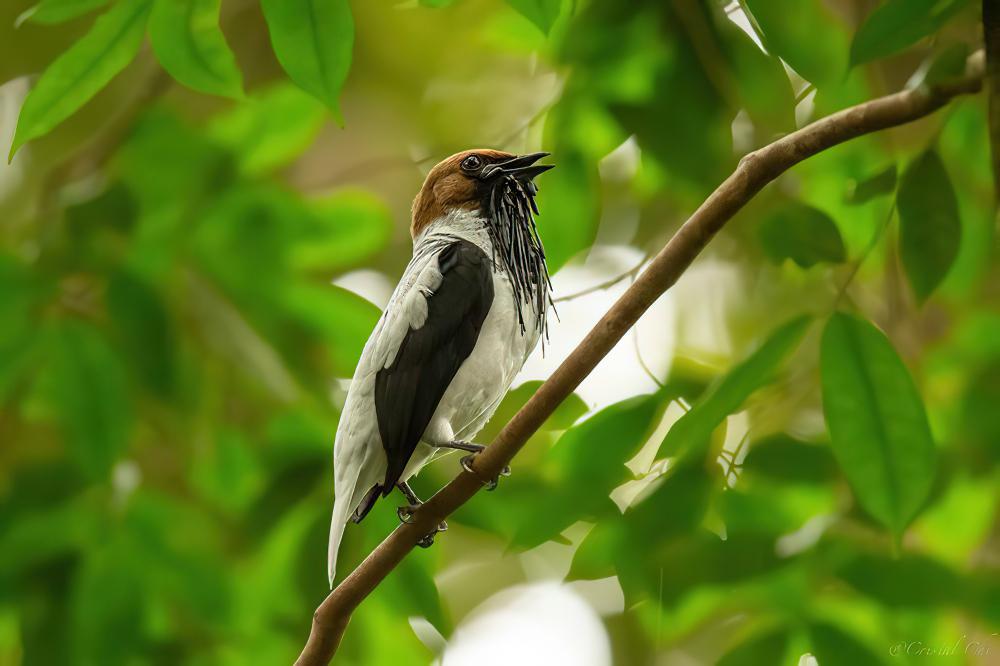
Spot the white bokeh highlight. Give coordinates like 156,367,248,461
439,582,612,666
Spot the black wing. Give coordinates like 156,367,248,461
375,239,495,493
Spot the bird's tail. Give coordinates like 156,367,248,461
327,496,354,589
327,483,381,588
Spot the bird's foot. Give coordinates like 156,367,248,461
396,480,424,525
397,480,423,506
460,454,511,492
434,441,511,491
396,482,447,545
435,440,486,454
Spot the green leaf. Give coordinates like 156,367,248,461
742,0,848,88
149,0,243,98
291,188,392,272
0,466,95,576
758,202,847,268
657,316,811,459
718,485,832,536
123,492,231,622
382,551,451,635
602,10,731,190
622,459,713,546
567,521,623,581
208,84,325,174
71,544,146,663
837,552,964,608
923,43,971,87
743,434,838,484
845,165,897,205
118,110,232,210
192,185,311,292
571,473,711,604
0,255,47,399
622,530,780,609
532,151,599,271
850,0,971,67
808,622,884,666
260,0,353,121
558,4,731,190
963,360,1000,454
718,628,789,666
48,321,132,480
548,391,664,486
106,269,176,398
9,0,152,160
896,150,961,302
280,282,381,377
15,0,109,25
511,390,667,548
190,430,262,515
820,313,936,538
64,181,138,239
505,0,561,34
721,18,795,134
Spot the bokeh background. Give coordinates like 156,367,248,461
0,0,997,664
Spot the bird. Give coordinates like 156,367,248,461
325,149,555,586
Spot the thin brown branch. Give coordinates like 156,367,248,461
294,52,984,666
551,256,647,303
633,323,665,389
984,0,1000,196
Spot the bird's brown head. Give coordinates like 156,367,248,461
410,149,553,238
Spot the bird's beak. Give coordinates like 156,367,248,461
482,152,554,182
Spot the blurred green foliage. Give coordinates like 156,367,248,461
0,0,996,664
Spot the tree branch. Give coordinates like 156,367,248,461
984,0,1000,195
294,52,984,666
551,255,647,303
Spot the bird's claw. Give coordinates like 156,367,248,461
397,505,418,524
398,503,447,546
416,520,448,548
461,454,510,492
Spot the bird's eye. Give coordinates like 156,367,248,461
461,155,483,171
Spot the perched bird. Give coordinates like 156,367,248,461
326,149,555,585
